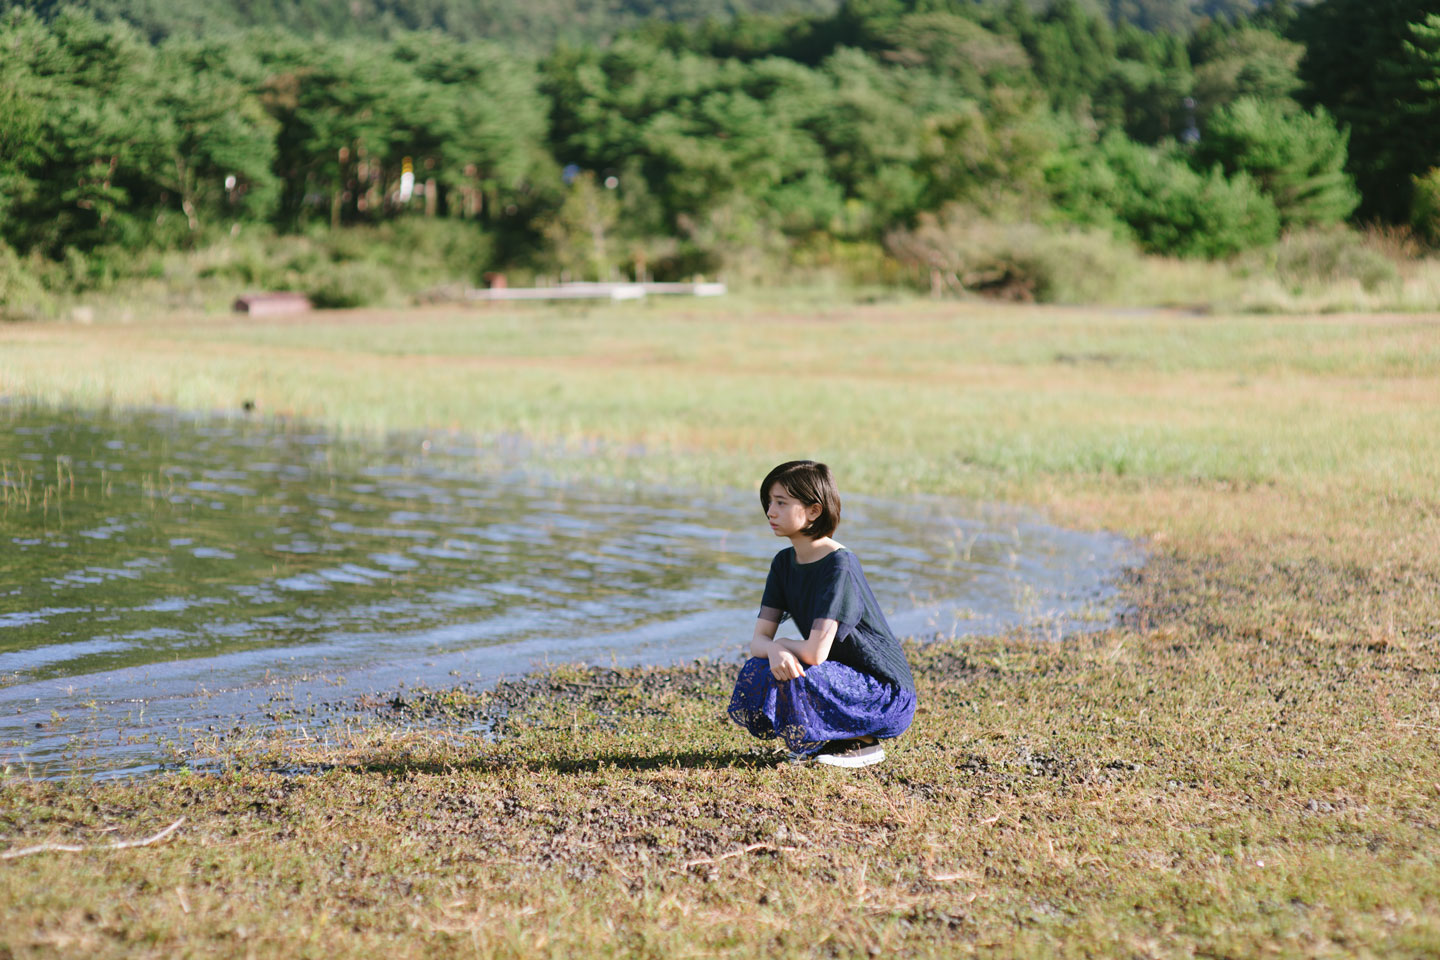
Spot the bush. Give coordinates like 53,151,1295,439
885,206,1142,303
673,196,791,286
327,220,497,284
220,234,333,288
788,235,910,287
1412,168,1440,246
1049,132,1281,258
1239,227,1400,293
306,261,392,309
0,242,55,320
188,221,497,306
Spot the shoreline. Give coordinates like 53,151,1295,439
0,398,1139,779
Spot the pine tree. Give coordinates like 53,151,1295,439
1193,97,1359,228
1297,0,1440,221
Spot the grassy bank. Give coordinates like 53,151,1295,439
8,223,1440,323
3,300,1440,956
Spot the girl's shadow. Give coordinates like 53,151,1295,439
529,749,777,774
344,748,778,778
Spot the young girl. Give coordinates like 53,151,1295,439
728,460,916,767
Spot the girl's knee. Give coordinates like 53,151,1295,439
735,657,772,688
738,656,770,680
800,659,843,679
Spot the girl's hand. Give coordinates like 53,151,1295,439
768,647,806,682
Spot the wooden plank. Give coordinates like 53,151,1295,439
233,293,313,316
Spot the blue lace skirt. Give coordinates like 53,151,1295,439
727,656,917,756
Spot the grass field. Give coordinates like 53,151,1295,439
3,295,1440,957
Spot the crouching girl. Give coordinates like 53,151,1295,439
728,460,916,767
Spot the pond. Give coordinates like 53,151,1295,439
0,405,1138,776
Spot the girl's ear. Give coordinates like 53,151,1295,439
805,502,822,522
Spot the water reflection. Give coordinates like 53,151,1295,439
0,405,1137,775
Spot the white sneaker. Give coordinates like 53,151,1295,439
814,739,885,768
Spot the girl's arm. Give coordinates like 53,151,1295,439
750,618,839,666
786,618,838,666
749,616,804,682
748,615,780,657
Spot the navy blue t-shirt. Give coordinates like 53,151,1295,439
758,547,915,692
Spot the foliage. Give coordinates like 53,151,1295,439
1296,1,1440,222
305,261,391,308
540,171,622,280
885,204,1142,302
1192,96,1358,228
2,0,1423,306
8,0,842,48
0,241,54,320
1047,129,1280,258
1412,167,1440,245
241,32,551,230
1189,23,1302,120
544,42,846,239
1238,226,1400,294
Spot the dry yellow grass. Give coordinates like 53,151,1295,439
3,297,1440,957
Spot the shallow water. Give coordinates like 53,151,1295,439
0,405,1137,776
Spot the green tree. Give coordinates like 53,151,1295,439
1049,130,1280,258
1397,13,1440,163
0,17,44,227
152,42,280,234
6,0,841,49
1189,25,1302,120
1095,26,1193,143
1412,167,1440,244
804,48,927,231
390,33,552,219
0,10,172,253
866,12,1032,101
1021,0,1116,114
544,42,839,235
1296,0,1440,221
541,171,620,279
1192,97,1358,228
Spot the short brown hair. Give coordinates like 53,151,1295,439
760,460,841,539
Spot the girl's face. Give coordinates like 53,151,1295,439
765,482,821,539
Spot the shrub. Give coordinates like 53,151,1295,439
327,220,496,283
187,222,496,304
673,196,791,286
788,235,910,287
1239,227,1400,293
1412,168,1440,246
306,261,392,309
885,206,1142,303
0,242,54,320
1049,131,1281,258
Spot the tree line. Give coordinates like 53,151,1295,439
3,0,1264,48
1,0,1438,292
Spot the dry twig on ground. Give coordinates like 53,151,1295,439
0,818,185,860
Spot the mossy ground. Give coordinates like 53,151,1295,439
2,298,1439,957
